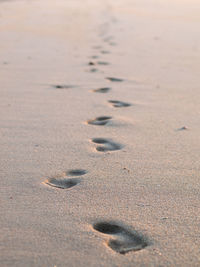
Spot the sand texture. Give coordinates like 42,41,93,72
0,0,200,266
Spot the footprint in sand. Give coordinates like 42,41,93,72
108,100,131,108
43,169,87,189
53,84,75,89
93,87,111,93
93,221,148,254
109,42,117,46
87,116,112,126
102,36,113,42
88,61,110,66
91,55,99,59
177,126,188,131
100,50,110,54
97,61,110,66
92,45,102,50
91,138,122,152
106,77,124,82
88,61,95,66
90,68,98,73
44,177,80,189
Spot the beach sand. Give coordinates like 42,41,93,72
0,0,200,266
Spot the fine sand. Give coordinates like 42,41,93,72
0,0,200,266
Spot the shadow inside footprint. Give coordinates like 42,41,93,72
93,221,148,254
87,116,112,126
44,177,80,189
108,100,131,108
106,77,124,82
93,87,111,93
92,138,122,152
66,169,87,176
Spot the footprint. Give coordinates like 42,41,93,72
91,55,99,59
93,45,102,50
44,177,80,189
93,87,111,93
108,100,131,108
88,61,95,66
91,138,122,152
109,42,117,46
97,61,110,66
177,126,188,131
90,68,98,73
53,84,75,89
66,169,87,176
100,50,110,54
103,36,113,43
87,116,112,126
106,77,124,82
93,221,148,254
43,169,87,189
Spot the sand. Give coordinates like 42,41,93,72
0,0,200,266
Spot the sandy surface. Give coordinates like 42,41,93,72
0,0,200,266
